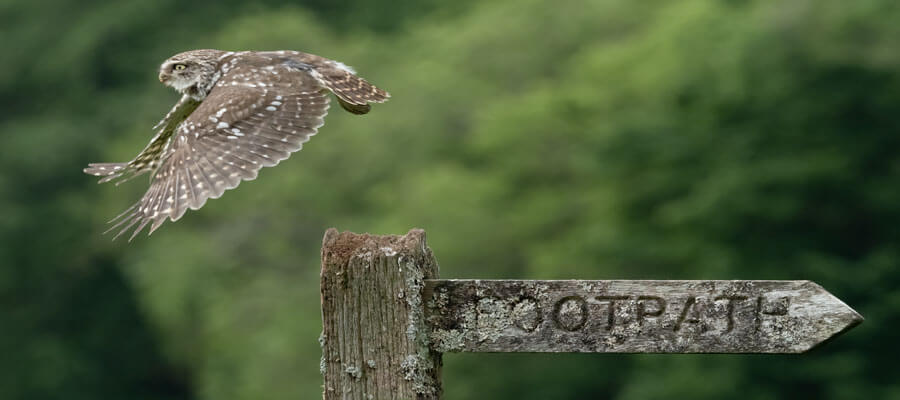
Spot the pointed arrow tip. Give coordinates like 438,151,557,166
801,283,863,353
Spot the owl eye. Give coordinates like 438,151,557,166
173,64,187,71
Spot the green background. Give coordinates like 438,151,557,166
2,0,897,399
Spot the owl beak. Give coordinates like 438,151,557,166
158,73,167,83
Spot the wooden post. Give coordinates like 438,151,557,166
320,229,863,398
320,228,442,400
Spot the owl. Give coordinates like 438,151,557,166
85,49,389,240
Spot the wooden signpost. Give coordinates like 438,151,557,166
319,229,863,400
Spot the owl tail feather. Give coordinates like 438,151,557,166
337,98,371,115
319,70,390,106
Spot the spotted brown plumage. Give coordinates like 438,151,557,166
85,49,389,240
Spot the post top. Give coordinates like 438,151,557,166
321,228,427,270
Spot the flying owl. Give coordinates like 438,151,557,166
85,49,389,240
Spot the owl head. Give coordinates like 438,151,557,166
158,49,222,99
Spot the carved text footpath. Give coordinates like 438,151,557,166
423,280,862,354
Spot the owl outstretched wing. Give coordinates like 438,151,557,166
85,95,201,184
105,62,330,240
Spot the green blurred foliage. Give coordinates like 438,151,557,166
1,0,898,399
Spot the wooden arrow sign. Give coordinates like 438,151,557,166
423,280,862,354
320,229,866,399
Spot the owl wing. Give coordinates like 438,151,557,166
258,51,390,114
107,62,330,240
85,95,201,184
309,62,390,114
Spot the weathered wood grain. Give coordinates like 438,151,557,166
320,229,442,400
318,229,864,398
424,280,862,354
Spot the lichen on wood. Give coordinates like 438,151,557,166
320,228,442,400
423,280,863,354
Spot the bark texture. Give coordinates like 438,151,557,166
321,228,442,400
